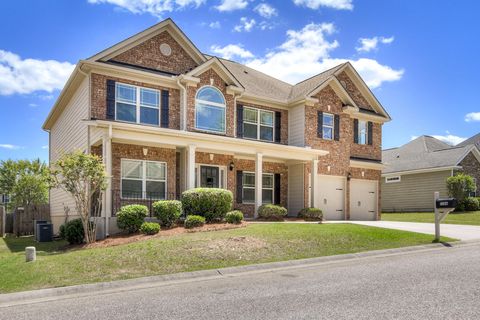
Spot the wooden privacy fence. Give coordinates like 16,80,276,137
0,206,4,237
13,204,51,236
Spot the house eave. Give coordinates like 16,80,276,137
382,166,462,177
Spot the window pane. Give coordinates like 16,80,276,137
122,160,142,179
140,88,159,107
146,162,165,180
243,173,255,187
323,114,334,126
116,84,136,103
197,87,225,104
323,127,333,140
244,108,258,123
122,179,142,198
243,188,255,202
196,103,225,132
262,175,273,188
260,111,273,126
146,181,165,199
260,126,273,141
116,103,136,122
262,189,273,204
140,107,159,125
244,123,258,139
359,121,367,144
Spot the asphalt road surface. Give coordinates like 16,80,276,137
3,243,480,319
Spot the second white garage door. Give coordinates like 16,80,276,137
316,175,345,220
350,179,377,220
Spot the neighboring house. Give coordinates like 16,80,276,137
0,194,9,205
457,132,480,150
382,136,480,212
43,18,390,234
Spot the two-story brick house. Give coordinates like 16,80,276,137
43,19,390,234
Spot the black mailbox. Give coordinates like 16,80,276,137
436,198,457,209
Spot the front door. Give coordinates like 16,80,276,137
200,166,220,188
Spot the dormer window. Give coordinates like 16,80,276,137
195,86,226,133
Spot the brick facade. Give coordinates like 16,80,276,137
459,152,480,194
336,71,374,111
91,73,181,130
109,31,198,75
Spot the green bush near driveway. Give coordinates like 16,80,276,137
117,204,149,233
462,197,479,212
258,204,288,221
225,210,244,224
298,208,323,221
184,215,205,229
140,222,161,235
182,188,233,223
153,200,182,228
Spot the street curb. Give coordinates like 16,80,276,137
1,239,479,307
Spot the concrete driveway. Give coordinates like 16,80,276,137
344,221,480,241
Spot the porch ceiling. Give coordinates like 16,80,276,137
89,120,328,162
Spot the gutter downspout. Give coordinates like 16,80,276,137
177,77,188,131
233,91,245,137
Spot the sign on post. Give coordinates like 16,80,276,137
434,192,456,242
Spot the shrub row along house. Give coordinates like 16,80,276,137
43,18,390,234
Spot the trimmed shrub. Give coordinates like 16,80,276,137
62,218,84,244
182,188,233,223
225,210,244,224
140,222,161,235
184,215,205,229
298,207,323,221
59,224,66,240
116,204,148,233
258,204,288,221
153,200,182,228
463,197,480,212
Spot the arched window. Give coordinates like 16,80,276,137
195,86,226,133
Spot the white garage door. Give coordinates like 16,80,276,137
350,179,377,220
316,175,345,220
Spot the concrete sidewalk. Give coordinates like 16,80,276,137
337,220,480,241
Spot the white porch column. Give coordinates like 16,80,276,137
186,145,196,190
310,159,318,208
255,152,263,218
104,134,112,236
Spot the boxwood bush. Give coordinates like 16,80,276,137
225,210,244,224
61,218,84,244
184,215,205,229
116,204,148,233
153,200,182,228
298,207,323,221
463,197,480,212
182,188,233,223
258,204,288,221
140,222,161,235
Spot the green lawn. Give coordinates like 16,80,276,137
0,223,454,293
382,211,480,225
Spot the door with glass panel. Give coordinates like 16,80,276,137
200,166,220,188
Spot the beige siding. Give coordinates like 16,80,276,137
288,105,305,147
381,170,452,212
50,77,89,219
288,163,305,216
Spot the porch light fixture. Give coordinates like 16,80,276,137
347,172,352,181
361,171,365,177
229,161,235,171
143,148,148,156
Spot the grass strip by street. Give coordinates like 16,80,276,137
0,223,454,293
382,211,480,225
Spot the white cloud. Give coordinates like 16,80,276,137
356,36,394,53
215,0,250,12
0,50,74,96
42,145,49,149
209,21,221,29
465,112,480,122
293,0,353,10
211,44,254,60
29,103,38,107
88,0,205,17
233,17,256,32
244,23,403,87
254,3,277,18
411,134,466,146
0,144,21,150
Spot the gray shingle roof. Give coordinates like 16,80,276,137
457,132,480,148
382,136,472,174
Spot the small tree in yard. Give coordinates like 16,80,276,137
51,151,107,244
446,174,475,203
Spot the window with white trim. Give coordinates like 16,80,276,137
195,86,226,133
322,113,334,140
385,176,401,183
115,83,160,125
242,172,274,204
243,107,274,141
358,120,368,145
121,159,166,199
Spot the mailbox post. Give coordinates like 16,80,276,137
434,192,457,242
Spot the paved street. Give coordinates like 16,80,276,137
2,242,480,319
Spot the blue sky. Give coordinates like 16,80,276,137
0,0,479,162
